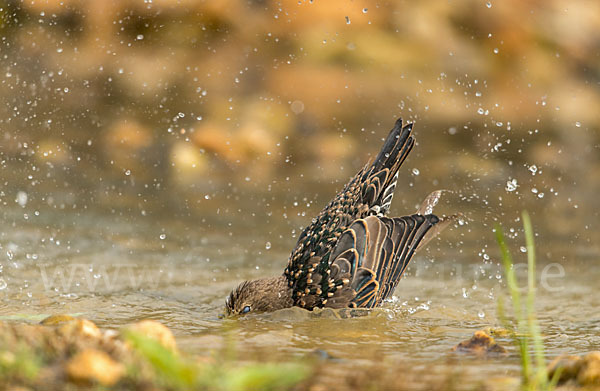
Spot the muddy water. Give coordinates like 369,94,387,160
0,189,598,389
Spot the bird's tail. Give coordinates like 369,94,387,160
363,118,415,215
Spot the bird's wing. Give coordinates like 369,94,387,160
324,214,441,309
284,119,416,307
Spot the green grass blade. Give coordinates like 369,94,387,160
523,211,550,389
496,212,556,391
495,224,531,381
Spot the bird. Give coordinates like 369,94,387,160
225,118,453,315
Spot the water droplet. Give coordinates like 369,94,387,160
16,191,28,207
0,278,7,290
56,48,63,53
159,233,166,240
125,169,131,176
136,34,144,40
265,242,271,250
493,48,499,54
486,1,492,8
362,8,368,13
528,164,538,175
291,100,304,114
478,310,486,318
412,168,420,176
505,178,518,192
345,16,351,24
520,246,527,253
575,121,581,128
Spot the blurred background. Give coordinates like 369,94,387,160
0,0,599,262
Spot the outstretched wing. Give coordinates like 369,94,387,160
284,119,416,307
323,213,442,309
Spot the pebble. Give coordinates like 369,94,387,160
66,348,124,386
125,319,177,352
452,330,507,356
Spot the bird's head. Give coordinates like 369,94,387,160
224,276,293,316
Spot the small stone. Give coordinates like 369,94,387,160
548,352,600,385
547,354,583,384
58,319,102,340
40,314,75,326
452,330,507,356
578,351,600,385
66,348,124,386
125,320,177,352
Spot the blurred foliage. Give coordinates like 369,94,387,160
0,0,598,243
125,329,309,390
0,317,310,390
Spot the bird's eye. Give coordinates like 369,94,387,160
241,305,251,314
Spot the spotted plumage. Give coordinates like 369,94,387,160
225,118,454,316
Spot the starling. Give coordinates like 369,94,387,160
225,118,453,315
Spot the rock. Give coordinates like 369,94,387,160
40,314,76,326
66,348,124,386
452,330,507,356
125,320,177,352
578,351,600,385
548,351,600,386
57,319,102,340
547,354,583,384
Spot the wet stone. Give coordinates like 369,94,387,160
548,355,583,384
124,319,177,352
452,330,507,356
57,319,102,340
66,348,124,386
549,351,600,386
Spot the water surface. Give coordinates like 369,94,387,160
0,191,597,389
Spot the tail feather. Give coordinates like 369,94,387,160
365,118,414,215
372,118,414,173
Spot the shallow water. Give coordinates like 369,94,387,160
0,189,598,389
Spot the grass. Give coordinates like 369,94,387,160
0,343,41,383
495,211,561,391
0,323,309,390
124,329,310,391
